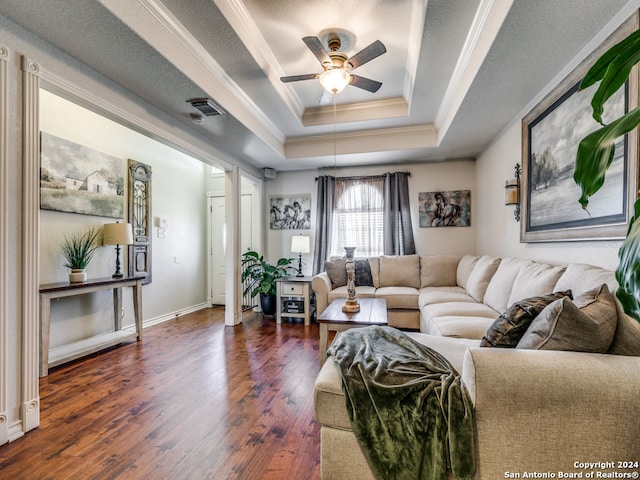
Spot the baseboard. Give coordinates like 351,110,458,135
124,302,210,330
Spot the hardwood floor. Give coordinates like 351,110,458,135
0,308,322,479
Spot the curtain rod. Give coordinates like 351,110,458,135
315,171,411,181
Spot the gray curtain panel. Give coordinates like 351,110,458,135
384,172,415,255
313,175,335,274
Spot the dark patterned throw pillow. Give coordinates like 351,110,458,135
354,259,373,287
480,290,573,348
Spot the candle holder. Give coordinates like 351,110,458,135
342,246,360,313
505,164,521,222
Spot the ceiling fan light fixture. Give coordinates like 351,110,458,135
319,69,350,94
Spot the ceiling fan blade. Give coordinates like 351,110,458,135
350,74,382,93
346,40,386,69
302,36,332,66
280,73,319,83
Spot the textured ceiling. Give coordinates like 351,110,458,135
0,0,634,171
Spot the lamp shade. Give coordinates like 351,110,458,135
102,223,133,245
291,235,310,254
319,69,350,94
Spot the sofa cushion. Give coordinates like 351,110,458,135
554,263,618,295
483,258,530,313
420,255,460,287
608,313,640,356
374,286,419,310
480,290,573,348
422,301,499,320
379,254,420,289
418,288,475,308
368,257,380,288
328,286,376,302
456,255,479,289
324,257,347,288
465,255,501,302
421,315,496,339
517,285,617,352
508,262,566,306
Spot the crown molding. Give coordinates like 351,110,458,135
98,0,285,155
435,0,513,141
404,0,428,107
214,0,305,118
285,124,438,158
302,97,409,126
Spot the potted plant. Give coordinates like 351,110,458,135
61,226,101,283
241,250,294,316
574,26,640,321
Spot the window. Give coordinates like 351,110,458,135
329,177,384,257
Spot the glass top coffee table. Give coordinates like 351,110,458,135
317,297,388,366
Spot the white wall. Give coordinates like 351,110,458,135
40,90,209,347
265,160,477,272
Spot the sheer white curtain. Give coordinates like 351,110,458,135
329,176,385,258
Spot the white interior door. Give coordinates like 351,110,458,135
209,194,253,306
210,196,226,305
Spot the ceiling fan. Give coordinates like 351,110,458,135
280,33,386,95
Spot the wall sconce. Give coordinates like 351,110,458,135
291,234,310,277
505,164,521,222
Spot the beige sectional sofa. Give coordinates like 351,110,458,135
313,254,640,479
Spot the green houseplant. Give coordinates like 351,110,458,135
574,27,640,321
61,226,101,283
241,250,294,316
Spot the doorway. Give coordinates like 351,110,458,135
208,193,255,306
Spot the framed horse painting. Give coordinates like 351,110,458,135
418,190,471,228
520,13,638,242
269,194,311,230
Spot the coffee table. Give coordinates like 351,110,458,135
317,297,388,366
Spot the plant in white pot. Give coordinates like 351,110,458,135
241,250,295,316
61,226,101,283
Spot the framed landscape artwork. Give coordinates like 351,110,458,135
40,132,125,218
270,194,311,230
521,14,638,242
418,190,471,227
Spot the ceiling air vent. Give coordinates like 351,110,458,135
187,98,225,117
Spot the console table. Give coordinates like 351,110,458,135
39,276,144,377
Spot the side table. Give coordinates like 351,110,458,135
276,276,315,326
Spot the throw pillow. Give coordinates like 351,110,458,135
480,290,572,348
324,258,347,288
354,259,374,287
516,284,618,352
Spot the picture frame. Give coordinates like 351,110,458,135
520,14,638,242
418,190,471,228
269,194,311,230
40,132,125,218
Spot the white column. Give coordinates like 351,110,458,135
225,166,242,326
20,55,41,432
0,43,9,445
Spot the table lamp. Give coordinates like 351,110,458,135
102,222,134,278
291,235,310,277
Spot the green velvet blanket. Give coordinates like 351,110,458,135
327,326,476,480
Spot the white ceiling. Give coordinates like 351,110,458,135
0,0,633,172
